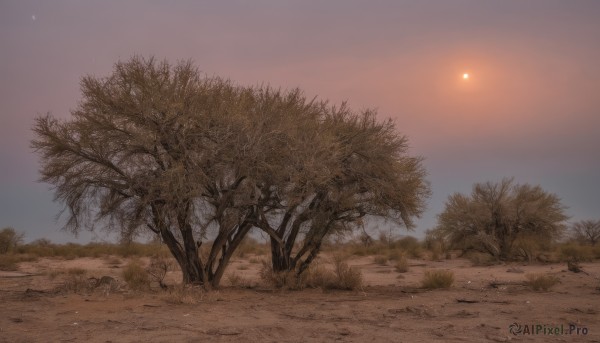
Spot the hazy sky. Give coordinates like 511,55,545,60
1,1,599,243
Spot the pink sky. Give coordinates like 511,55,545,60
1,1,599,242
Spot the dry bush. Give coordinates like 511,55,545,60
394,256,409,273
512,235,545,263
248,257,262,264
464,251,498,266
386,249,404,262
394,236,423,258
330,255,363,290
303,264,336,289
0,254,37,271
259,261,302,289
260,256,363,291
164,285,205,304
146,255,173,289
0,255,20,271
421,270,454,289
67,267,87,275
226,272,254,288
373,255,388,266
594,245,600,259
104,256,122,266
234,237,270,259
122,260,150,291
560,243,594,262
0,227,24,254
20,241,170,259
47,269,64,280
227,272,243,287
525,273,560,291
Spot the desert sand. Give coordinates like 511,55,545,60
1,256,599,342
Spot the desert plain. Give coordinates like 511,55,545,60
1,253,599,343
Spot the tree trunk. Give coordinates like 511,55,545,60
271,237,292,272
210,223,252,287
181,227,205,284
159,226,204,284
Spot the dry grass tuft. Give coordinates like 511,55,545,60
394,256,409,273
330,255,363,290
421,270,454,289
560,244,594,262
163,285,205,304
122,260,150,291
373,255,388,266
146,255,173,289
0,254,37,271
67,267,87,275
259,255,363,291
525,273,560,291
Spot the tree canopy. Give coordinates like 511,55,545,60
32,56,429,286
432,178,568,260
571,219,600,246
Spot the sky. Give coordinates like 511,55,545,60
1,1,599,243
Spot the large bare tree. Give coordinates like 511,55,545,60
433,178,568,260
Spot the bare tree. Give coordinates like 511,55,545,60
32,57,319,286
32,56,429,285
32,56,343,287
433,178,568,260
0,227,24,254
571,220,600,246
255,108,430,274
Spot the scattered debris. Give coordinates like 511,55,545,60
456,298,479,303
506,267,524,273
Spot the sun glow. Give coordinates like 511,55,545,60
463,73,469,80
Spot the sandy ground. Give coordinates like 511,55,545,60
1,256,599,342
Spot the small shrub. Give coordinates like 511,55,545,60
67,267,87,275
331,256,363,290
146,255,172,289
0,255,19,271
234,237,270,258
593,245,600,259
560,244,594,262
104,256,122,266
525,273,560,291
373,255,388,266
0,227,24,254
386,249,404,262
227,272,244,287
395,236,423,258
164,285,204,304
47,269,64,280
259,257,363,291
122,260,150,291
0,254,37,271
394,256,409,273
248,257,261,264
421,270,454,289
259,261,301,289
465,251,498,266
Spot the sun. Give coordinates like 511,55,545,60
462,73,469,80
